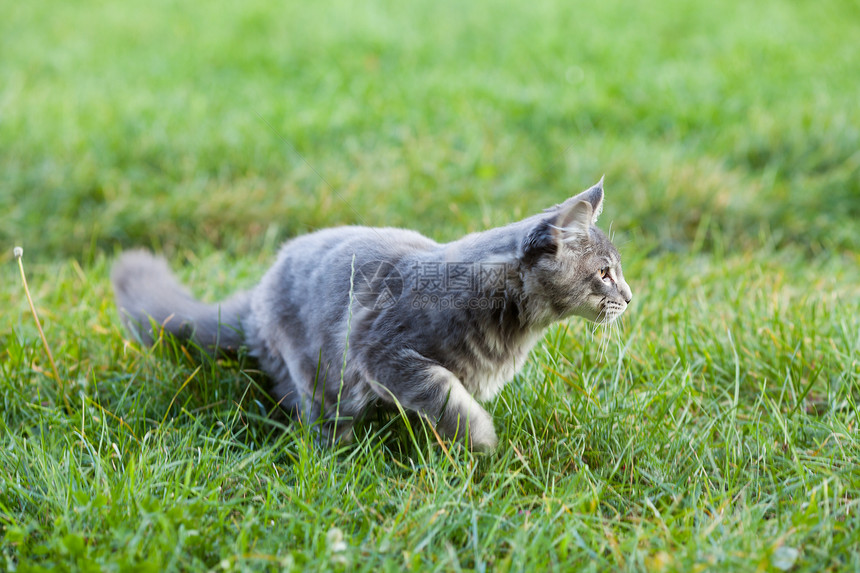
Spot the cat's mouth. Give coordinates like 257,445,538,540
597,298,627,324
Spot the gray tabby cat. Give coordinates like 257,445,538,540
112,178,632,451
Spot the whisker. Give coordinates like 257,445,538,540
598,318,611,362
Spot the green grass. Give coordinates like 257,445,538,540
2,0,859,570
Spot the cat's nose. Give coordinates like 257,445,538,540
624,293,632,304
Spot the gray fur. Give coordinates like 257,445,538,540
112,179,632,451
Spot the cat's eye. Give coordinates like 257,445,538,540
599,267,610,281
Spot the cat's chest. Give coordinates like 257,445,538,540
458,331,542,402
466,360,524,401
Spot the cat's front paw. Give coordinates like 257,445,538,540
468,419,498,452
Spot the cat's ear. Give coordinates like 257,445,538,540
523,177,605,262
579,176,604,224
548,176,604,224
555,200,594,241
522,199,593,263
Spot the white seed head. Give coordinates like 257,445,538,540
13,246,23,259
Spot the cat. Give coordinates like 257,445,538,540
112,178,632,451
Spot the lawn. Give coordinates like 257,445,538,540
1,0,859,570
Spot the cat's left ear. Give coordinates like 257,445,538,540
547,176,604,224
522,177,605,262
555,199,594,241
580,176,604,223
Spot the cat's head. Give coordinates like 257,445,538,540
520,178,632,325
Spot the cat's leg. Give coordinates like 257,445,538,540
431,372,498,452
270,375,359,445
269,376,304,420
259,350,324,434
270,364,366,446
249,315,359,444
368,358,498,451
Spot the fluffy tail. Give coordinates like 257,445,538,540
111,250,251,352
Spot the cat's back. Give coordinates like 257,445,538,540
280,225,438,264
257,225,438,304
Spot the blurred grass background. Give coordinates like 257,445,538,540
3,0,858,259
1,0,859,570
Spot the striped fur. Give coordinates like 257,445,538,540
112,179,632,450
